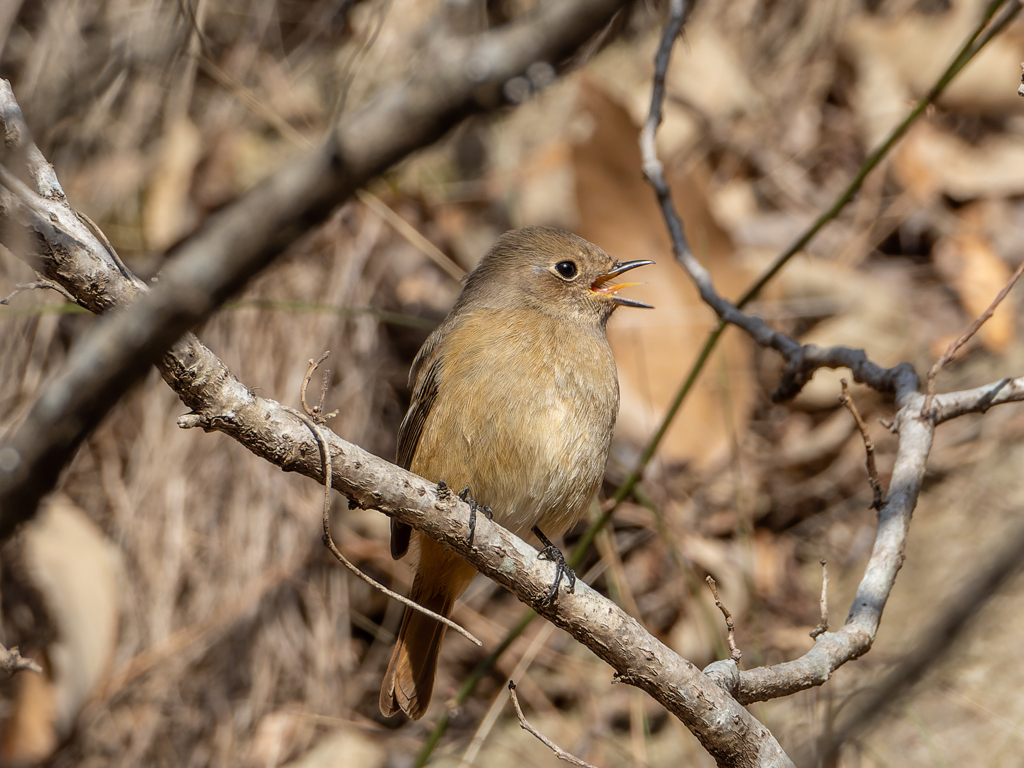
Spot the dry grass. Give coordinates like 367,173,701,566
3,0,1024,766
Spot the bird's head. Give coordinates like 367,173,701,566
459,226,653,327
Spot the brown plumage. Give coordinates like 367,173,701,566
380,226,652,719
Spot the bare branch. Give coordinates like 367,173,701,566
930,375,1024,422
820,510,1024,760
922,256,1024,416
293,366,482,648
639,0,923,404
809,560,829,640
706,576,741,664
0,277,76,305
839,380,884,510
0,643,42,676
508,681,600,768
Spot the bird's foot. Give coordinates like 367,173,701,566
459,487,492,547
532,526,576,606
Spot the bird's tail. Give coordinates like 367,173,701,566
379,538,476,719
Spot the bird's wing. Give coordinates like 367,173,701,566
390,342,445,559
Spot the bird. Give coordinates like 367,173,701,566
379,226,652,720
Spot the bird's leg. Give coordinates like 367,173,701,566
459,487,493,546
532,526,576,605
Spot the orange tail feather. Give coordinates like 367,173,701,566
380,537,477,719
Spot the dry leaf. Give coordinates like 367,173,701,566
933,230,1015,353
143,116,202,250
1,497,120,765
846,1,1024,150
571,80,755,470
894,123,1024,203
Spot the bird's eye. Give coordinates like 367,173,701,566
554,260,578,280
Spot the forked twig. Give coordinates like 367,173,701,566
839,379,884,510
298,354,481,647
508,681,600,768
922,257,1024,416
1,278,76,305
0,643,42,675
706,576,741,663
300,351,331,418
810,560,829,639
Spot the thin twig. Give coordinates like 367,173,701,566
507,681,600,768
641,0,1022,404
706,576,741,664
922,256,1024,416
356,189,466,281
810,560,829,640
300,352,331,418
0,643,42,675
839,379,884,510
297,355,482,648
0,278,76,305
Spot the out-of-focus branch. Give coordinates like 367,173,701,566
0,643,42,676
0,0,630,540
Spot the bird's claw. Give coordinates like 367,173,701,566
532,526,576,605
459,487,492,546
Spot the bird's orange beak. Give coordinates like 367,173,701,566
591,260,655,308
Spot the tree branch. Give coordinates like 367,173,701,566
0,58,799,768
635,0,1024,720
5,3,1024,765
0,643,42,676
0,0,631,540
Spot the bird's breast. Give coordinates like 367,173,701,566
410,311,619,538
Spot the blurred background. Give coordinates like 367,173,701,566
3,0,1024,765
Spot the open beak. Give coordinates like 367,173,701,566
591,260,655,309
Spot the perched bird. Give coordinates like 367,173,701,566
380,226,652,719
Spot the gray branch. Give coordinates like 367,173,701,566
0,643,42,676
637,0,1024,742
